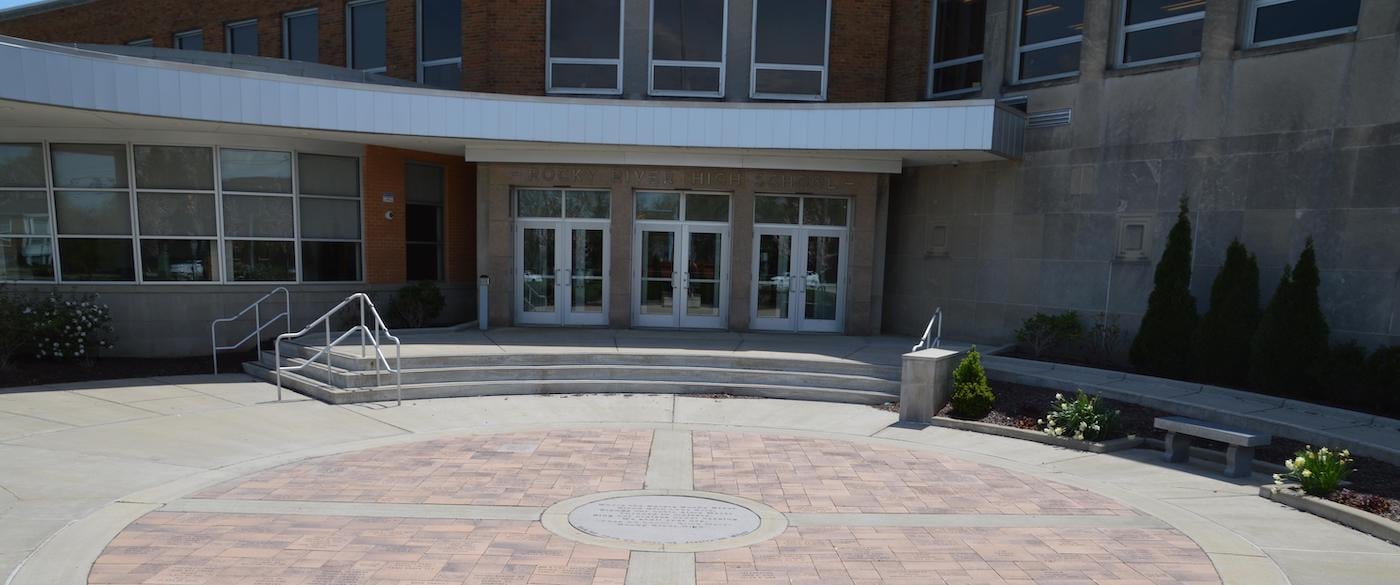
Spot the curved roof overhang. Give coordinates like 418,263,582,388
0,36,1024,173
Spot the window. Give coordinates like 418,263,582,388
298,153,361,281
1116,214,1151,260
755,195,847,226
134,146,217,281
225,19,258,55
1246,0,1359,48
634,192,730,222
418,0,463,90
222,148,295,281
50,144,135,281
347,0,387,73
174,29,204,51
0,144,51,281
1115,0,1204,66
405,163,444,281
516,189,611,219
928,0,986,98
751,0,830,100
283,9,319,63
1013,0,1084,83
650,0,727,97
127,38,153,47
547,0,624,94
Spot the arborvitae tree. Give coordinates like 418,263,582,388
1191,240,1261,387
1130,198,1199,378
1250,239,1330,397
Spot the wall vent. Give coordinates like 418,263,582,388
1027,108,1072,129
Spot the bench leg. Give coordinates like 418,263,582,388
1224,446,1254,478
1163,432,1191,463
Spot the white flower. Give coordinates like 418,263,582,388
1074,433,1084,441
1285,459,1295,470
1079,422,1088,430
1091,424,1100,431
1301,469,1312,478
1055,393,1064,400
1294,456,1306,467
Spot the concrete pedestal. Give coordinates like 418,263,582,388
898,348,965,425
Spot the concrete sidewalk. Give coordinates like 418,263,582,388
984,354,1400,466
0,374,1395,584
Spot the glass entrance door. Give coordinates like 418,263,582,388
635,225,727,329
514,188,611,326
750,195,850,333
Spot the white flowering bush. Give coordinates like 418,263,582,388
28,292,115,363
1039,390,1120,442
1273,446,1354,496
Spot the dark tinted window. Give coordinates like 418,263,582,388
349,0,386,69
1253,0,1360,45
550,0,621,59
932,0,985,63
1123,18,1203,63
1019,0,1084,45
227,22,258,55
653,0,725,62
301,241,361,281
552,63,618,89
420,0,462,62
285,11,318,62
1125,0,1202,25
175,30,203,51
1019,42,1080,79
753,0,827,65
653,66,722,93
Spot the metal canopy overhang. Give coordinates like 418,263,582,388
0,36,1025,173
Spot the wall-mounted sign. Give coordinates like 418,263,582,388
382,192,395,203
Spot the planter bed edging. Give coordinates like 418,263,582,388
928,416,1143,453
1260,485,1400,546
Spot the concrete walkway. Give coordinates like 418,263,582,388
0,374,1395,584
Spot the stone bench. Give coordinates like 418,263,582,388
1155,416,1271,478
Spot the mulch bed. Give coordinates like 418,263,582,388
876,381,1400,523
0,349,255,392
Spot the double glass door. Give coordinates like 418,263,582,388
516,219,609,326
752,227,848,333
636,225,727,329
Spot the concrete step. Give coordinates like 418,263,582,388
271,342,901,380
242,361,899,406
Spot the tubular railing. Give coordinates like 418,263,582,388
211,287,291,375
274,293,402,405
912,306,942,352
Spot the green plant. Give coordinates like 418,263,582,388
0,289,36,370
1273,445,1354,497
1083,313,1123,366
1015,311,1083,360
1039,390,1120,442
1366,346,1400,390
30,291,115,363
392,281,445,328
1130,197,1199,378
949,347,995,419
1192,240,1260,387
1250,239,1330,398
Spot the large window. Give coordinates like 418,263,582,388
1115,0,1204,66
225,19,258,56
405,163,444,281
418,0,463,90
548,0,624,94
347,0,387,73
1246,0,1360,48
0,143,362,284
928,0,985,98
650,0,727,97
283,9,319,63
174,29,204,51
751,0,830,100
1013,0,1084,83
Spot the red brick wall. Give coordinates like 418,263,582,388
885,0,932,102
362,145,476,284
828,0,891,102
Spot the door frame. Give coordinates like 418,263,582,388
749,225,801,332
749,194,852,333
513,217,611,326
793,226,849,333
633,222,731,329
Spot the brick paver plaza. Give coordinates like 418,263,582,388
87,430,1222,584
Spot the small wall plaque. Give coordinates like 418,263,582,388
382,192,395,203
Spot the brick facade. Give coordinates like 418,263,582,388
362,145,476,285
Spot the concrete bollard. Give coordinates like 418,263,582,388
899,348,965,425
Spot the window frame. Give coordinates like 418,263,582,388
749,0,832,101
282,8,319,62
346,0,388,74
926,0,986,99
545,0,626,95
174,29,204,51
647,0,729,98
1113,0,1205,68
1010,0,1084,85
224,19,259,56
1243,0,1359,49
0,143,56,282
416,0,464,89
126,38,153,47
404,161,446,282
753,195,850,227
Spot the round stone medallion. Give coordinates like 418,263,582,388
569,495,761,544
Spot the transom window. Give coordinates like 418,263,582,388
347,0,387,73
174,29,204,51
650,0,728,98
635,192,730,222
225,19,258,56
928,0,986,99
547,0,624,95
418,0,463,90
1245,0,1360,48
1013,0,1084,84
283,8,319,63
0,142,361,284
750,0,831,101
754,195,848,226
516,189,611,219
1115,0,1204,67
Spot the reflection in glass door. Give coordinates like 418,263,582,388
568,227,606,320
750,195,849,333
752,229,794,329
520,227,557,319
514,189,610,326
632,191,730,329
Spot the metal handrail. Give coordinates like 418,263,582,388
273,293,402,405
912,306,942,352
211,287,291,375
